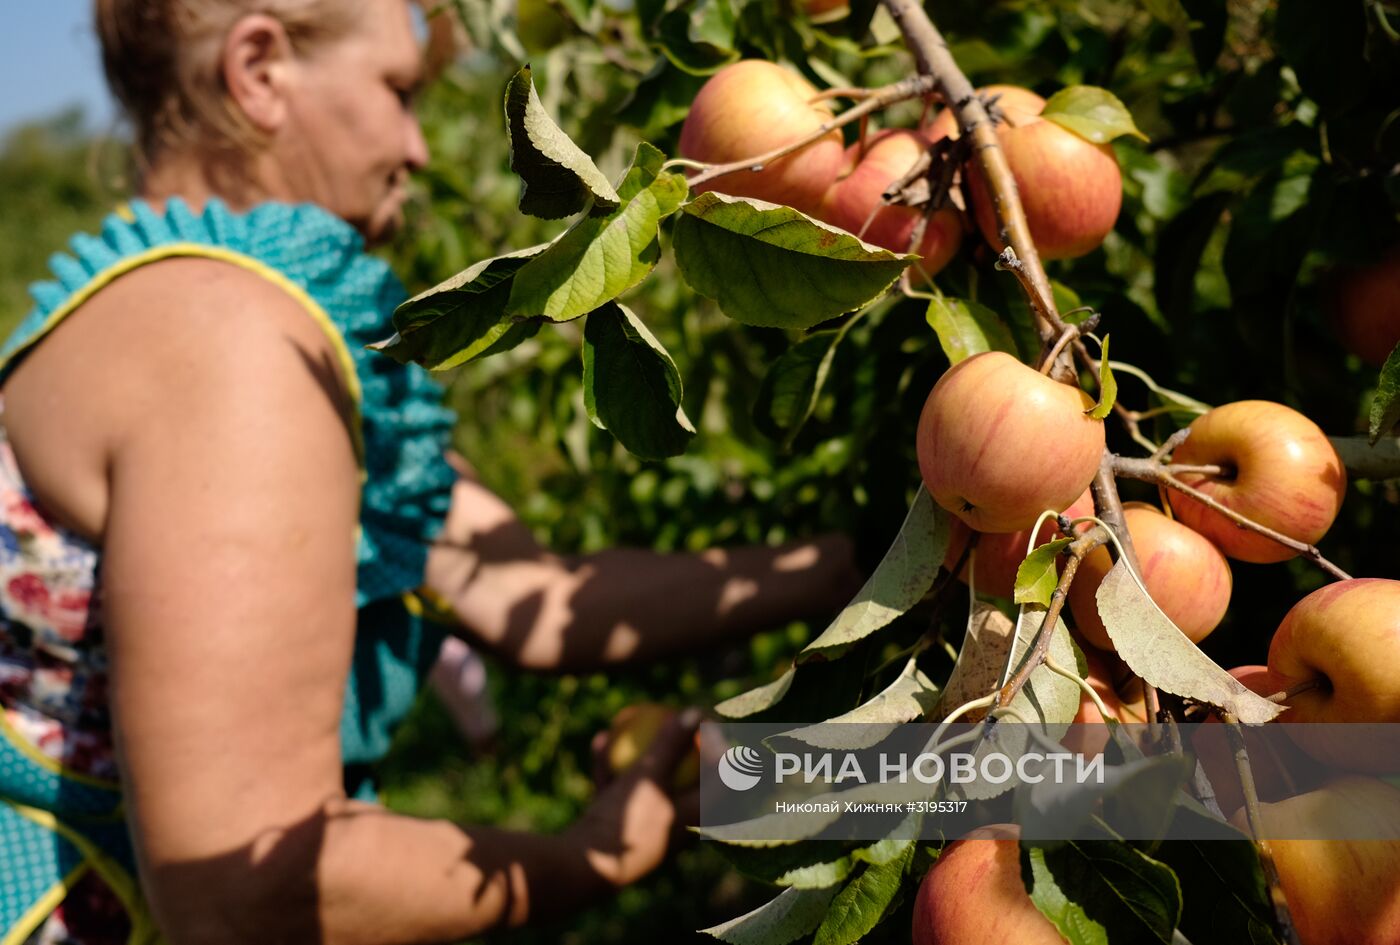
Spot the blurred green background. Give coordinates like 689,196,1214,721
2,0,1397,941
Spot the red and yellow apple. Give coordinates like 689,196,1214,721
943,489,1094,599
912,824,1065,945
678,60,845,215
1068,502,1233,652
816,130,963,279
1327,246,1400,367
1165,401,1346,564
916,351,1105,533
1267,578,1400,773
927,84,1122,261
606,703,701,789
1230,776,1400,945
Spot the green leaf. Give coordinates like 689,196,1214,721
1013,538,1072,607
504,66,619,219
1005,607,1082,728
798,491,949,662
581,302,695,460
715,666,797,719
1095,559,1282,724
924,297,1019,365
1087,335,1116,420
700,886,839,945
673,192,911,329
785,657,940,750
1026,841,1183,945
657,0,740,75
811,845,915,945
1154,808,1282,945
615,58,707,138
937,602,1016,721
754,331,842,445
1368,342,1400,445
370,244,549,370
1041,86,1149,144
508,142,688,321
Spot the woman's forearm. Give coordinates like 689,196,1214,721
542,533,863,672
150,799,611,945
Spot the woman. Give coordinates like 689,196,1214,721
0,0,861,941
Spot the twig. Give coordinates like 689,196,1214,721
995,533,1096,709
1039,324,1080,376
1223,714,1304,945
808,87,876,103
681,74,939,190
877,0,1063,348
1112,455,1354,581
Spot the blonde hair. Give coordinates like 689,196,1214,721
94,0,364,166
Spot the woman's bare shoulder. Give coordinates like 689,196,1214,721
3,254,359,539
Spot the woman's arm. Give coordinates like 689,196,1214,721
83,260,686,944
423,457,865,673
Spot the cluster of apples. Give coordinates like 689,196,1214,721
911,354,1400,943
677,61,1124,275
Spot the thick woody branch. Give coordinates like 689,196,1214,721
879,0,1062,348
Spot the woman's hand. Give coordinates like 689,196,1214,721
569,708,703,887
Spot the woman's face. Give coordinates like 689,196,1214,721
274,0,429,244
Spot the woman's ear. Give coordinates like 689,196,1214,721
221,14,296,134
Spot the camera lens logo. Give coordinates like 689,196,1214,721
717,746,764,792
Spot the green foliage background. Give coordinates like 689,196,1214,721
1,0,1396,941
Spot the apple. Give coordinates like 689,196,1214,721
912,823,1065,945
678,60,845,215
1165,400,1346,564
816,130,963,280
1230,776,1400,945
1327,246,1400,367
925,84,1121,261
916,351,1105,533
1192,665,1323,819
607,703,700,789
1267,578,1400,773
1067,502,1233,652
943,489,1095,599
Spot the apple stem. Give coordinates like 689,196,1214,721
683,73,939,191
1073,340,1160,453
1112,455,1355,582
1264,678,1324,704
1222,714,1305,945
877,0,1066,354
